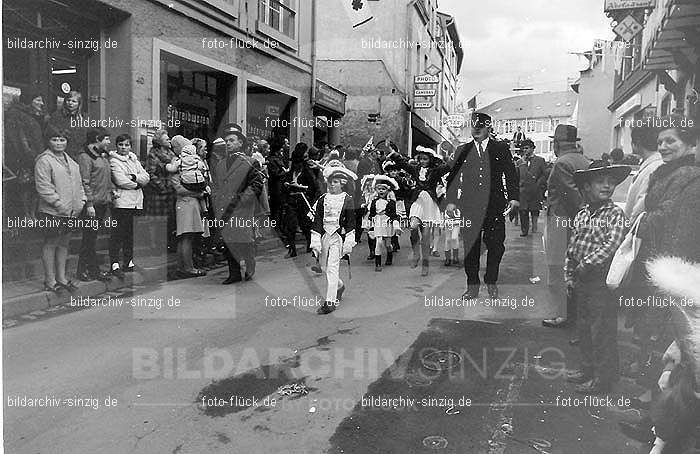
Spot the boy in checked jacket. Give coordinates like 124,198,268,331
564,160,630,395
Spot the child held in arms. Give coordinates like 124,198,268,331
564,160,630,395
309,166,358,315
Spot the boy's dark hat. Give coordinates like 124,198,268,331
471,112,492,128
549,124,581,142
382,160,400,172
521,139,536,149
574,160,631,188
222,123,247,143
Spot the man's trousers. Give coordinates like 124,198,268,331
462,216,506,285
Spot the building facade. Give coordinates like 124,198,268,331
2,0,318,159
605,0,700,154
314,0,463,155
571,40,618,159
480,91,579,162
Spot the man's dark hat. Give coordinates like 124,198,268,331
550,124,580,142
574,160,631,188
222,123,247,143
521,139,536,149
471,112,492,129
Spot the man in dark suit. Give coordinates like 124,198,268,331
517,139,547,236
513,126,526,150
446,112,520,299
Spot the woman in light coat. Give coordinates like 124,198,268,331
108,134,150,278
34,125,86,293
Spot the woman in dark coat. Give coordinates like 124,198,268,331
4,91,48,218
620,116,700,451
281,143,321,258
143,129,177,250
266,137,289,230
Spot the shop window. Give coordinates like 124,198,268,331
246,80,295,150
258,0,296,46
161,51,235,140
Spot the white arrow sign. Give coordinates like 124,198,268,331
414,89,436,97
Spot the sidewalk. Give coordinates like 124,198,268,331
2,235,287,320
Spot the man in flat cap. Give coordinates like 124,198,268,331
542,124,590,328
211,123,264,284
445,112,520,299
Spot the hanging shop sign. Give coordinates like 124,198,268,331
604,0,654,12
613,14,643,42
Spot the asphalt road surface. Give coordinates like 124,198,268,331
3,224,648,453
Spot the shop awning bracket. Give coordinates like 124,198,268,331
679,26,700,54
656,70,679,95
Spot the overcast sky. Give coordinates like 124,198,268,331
438,0,614,108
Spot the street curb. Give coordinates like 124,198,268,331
2,235,287,320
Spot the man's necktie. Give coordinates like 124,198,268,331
476,141,483,159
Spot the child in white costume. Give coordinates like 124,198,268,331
368,175,401,271
310,166,358,315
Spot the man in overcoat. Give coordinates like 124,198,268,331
542,125,590,328
517,139,547,236
211,123,264,284
445,112,520,299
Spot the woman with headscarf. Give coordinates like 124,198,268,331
281,143,321,258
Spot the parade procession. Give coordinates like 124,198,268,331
2,0,700,453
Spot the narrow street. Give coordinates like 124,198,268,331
3,224,646,453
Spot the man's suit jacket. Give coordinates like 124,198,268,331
446,139,519,226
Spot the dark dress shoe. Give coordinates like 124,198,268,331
366,254,375,261
487,284,498,299
77,271,94,282
111,267,125,279
244,273,254,281
317,301,337,315
520,233,529,237
542,317,569,328
57,281,79,292
575,377,611,395
569,337,580,346
462,285,480,299
566,370,591,384
95,271,112,281
222,276,242,285
284,249,297,258
311,265,323,274
618,419,654,444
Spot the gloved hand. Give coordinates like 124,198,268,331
342,234,356,256
392,220,402,235
86,205,96,217
310,231,322,256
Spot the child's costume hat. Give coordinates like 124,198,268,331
415,146,439,159
574,160,631,187
373,175,399,190
323,166,357,182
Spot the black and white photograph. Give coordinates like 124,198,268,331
2,0,700,452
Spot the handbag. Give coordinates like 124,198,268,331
606,212,644,289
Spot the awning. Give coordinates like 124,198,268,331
643,0,700,71
314,80,346,116
411,112,444,146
